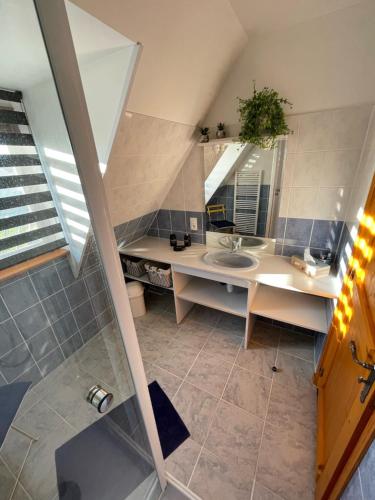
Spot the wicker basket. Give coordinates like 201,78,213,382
145,262,173,288
121,256,147,277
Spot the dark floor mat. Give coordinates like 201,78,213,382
0,381,31,448
148,380,190,459
55,381,189,499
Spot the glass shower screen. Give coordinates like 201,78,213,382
0,1,163,499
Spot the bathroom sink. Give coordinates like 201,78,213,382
219,235,266,250
203,251,258,270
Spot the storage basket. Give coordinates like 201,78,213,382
121,256,147,277
144,262,173,288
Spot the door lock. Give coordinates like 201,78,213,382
349,341,375,403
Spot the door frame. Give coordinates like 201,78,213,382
314,174,375,499
33,0,167,491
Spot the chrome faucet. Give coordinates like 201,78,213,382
230,236,242,253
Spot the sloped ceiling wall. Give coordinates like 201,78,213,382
72,0,247,227
205,0,375,128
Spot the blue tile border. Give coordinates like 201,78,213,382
147,209,206,244
276,217,345,263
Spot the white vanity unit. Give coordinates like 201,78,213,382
119,237,340,348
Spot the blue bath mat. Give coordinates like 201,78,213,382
148,380,190,459
0,381,31,449
55,381,189,499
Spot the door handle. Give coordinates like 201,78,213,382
349,341,375,403
349,341,374,371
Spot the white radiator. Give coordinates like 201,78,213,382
234,170,262,235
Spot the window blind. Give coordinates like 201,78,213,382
0,89,66,269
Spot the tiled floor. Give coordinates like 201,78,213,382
1,290,317,500
140,291,317,500
0,324,141,500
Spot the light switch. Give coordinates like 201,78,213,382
190,217,198,231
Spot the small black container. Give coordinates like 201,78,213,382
170,234,177,247
173,244,185,252
184,233,191,247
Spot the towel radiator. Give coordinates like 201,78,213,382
234,170,262,235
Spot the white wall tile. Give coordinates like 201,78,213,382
287,187,318,218
315,187,350,221
281,154,295,188
297,111,332,152
321,150,360,187
278,188,290,217
285,115,299,153
291,152,323,187
326,105,371,150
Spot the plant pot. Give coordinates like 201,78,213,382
199,134,209,143
216,130,226,139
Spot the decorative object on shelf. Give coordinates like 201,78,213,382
237,82,292,149
145,262,173,287
120,255,147,277
199,127,209,143
216,122,226,139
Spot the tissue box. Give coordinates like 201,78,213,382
291,255,330,278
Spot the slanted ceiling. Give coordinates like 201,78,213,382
72,0,248,227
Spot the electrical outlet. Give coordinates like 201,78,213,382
190,217,198,231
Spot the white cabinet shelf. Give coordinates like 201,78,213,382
177,276,248,317
250,284,329,333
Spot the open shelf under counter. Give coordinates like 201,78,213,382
250,284,329,333
176,276,248,318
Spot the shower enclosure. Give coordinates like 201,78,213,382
0,0,165,498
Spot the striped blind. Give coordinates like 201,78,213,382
0,89,66,269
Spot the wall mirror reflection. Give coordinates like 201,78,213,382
203,138,286,248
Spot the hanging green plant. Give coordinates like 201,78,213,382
237,82,292,149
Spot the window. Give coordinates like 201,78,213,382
0,88,66,269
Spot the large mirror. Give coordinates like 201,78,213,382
204,138,286,248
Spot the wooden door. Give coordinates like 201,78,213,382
315,175,375,500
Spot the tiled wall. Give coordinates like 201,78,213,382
161,146,205,214
280,105,373,221
274,217,344,259
341,439,375,500
0,211,156,387
104,111,196,227
147,209,206,244
0,255,112,387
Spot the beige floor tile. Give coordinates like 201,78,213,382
174,320,213,350
138,332,171,364
223,365,271,419
274,352,314,390
256,423,315,500
251,322,280,348
144,363,183,400
252,481,284,500
279,330,315,362
166,437,201,485
186,305,223,326
0,457,17,500
236,342,277,378
267,381,316,444
202,328,242,363
186,352,232,397
156,341,199,378
189,449,253,500
204,400,263,474
173,382,218,444
217,313,246,335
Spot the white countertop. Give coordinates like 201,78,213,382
119,236,341,299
